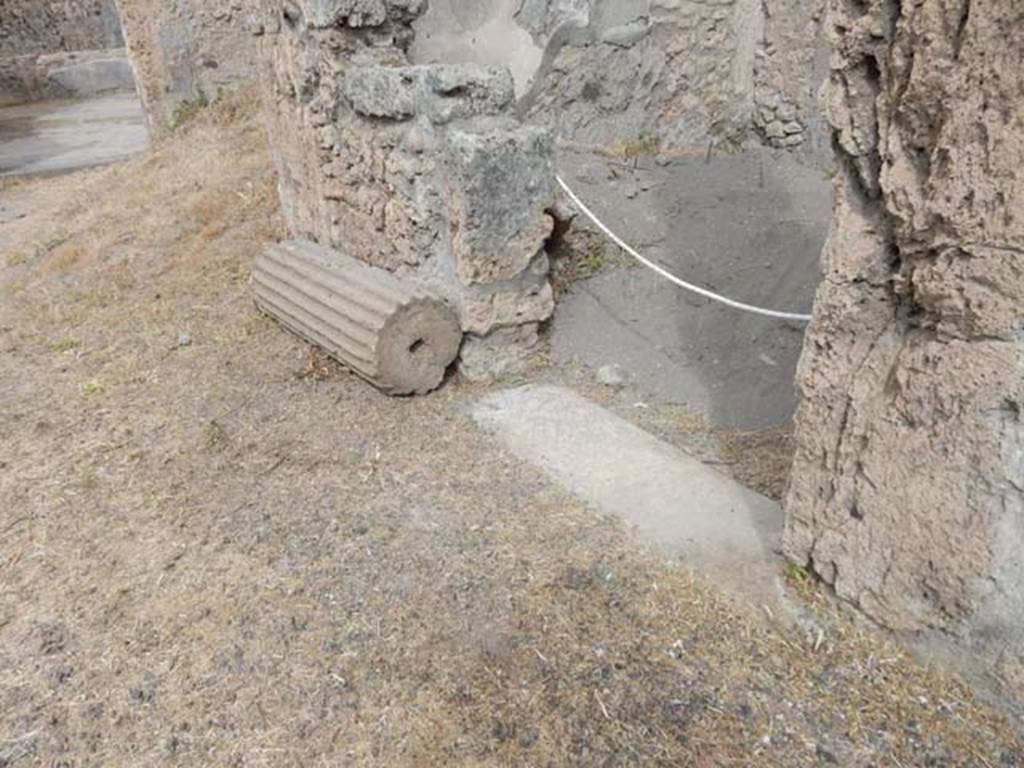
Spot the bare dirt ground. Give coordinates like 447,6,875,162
551,145,829,430
1,92,1022,767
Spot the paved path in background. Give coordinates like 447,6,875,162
0,92,148,177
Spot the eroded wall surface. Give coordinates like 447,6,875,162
114,0,258,129
251,0,829,377
0,0,123,55
111,0,828,375
113,0,828,145
258,1,556,378
785,0,1024,698
752,0,830,150
411,0,828,151
0,0,129,105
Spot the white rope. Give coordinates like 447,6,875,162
555,174,813,323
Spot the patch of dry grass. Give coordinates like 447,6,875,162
549,224,632,299
0,174,25,193
609,134,662,162
717,425,796,501
0,89,1021,768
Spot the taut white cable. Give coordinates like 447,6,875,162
555,174,813,323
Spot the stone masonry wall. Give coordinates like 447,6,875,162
519,0,760,150
252,0,829,378
0,0,123,56
411,0,830,152
752,0,830,150
0,49,134,106
785,0,1024,701
114,0,258,130
113,0,828,145
258,1,556,379
0,0,128,104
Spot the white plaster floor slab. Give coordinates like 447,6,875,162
471,384,787,606
0,92,148,177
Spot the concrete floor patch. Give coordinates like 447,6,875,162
471,384,786,605
0,92,148,177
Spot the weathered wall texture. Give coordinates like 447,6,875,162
113,0,828,145
785,0,1024,697
752,0,830,150
0,0,123,56
114,0,258,129
410,0,829,151
0,0,129,105
258,1,556,378
519,0,759,149
252,0,829,377
0,49,134,106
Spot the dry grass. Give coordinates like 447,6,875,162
0,176,24,194
718,425,796,501
0,91,1022,767
548,225,632,299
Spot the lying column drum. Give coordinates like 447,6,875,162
253,240,463,395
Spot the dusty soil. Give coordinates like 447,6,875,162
1,92,1022,767
550,145,830,430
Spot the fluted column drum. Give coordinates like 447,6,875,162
253,241,462,395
